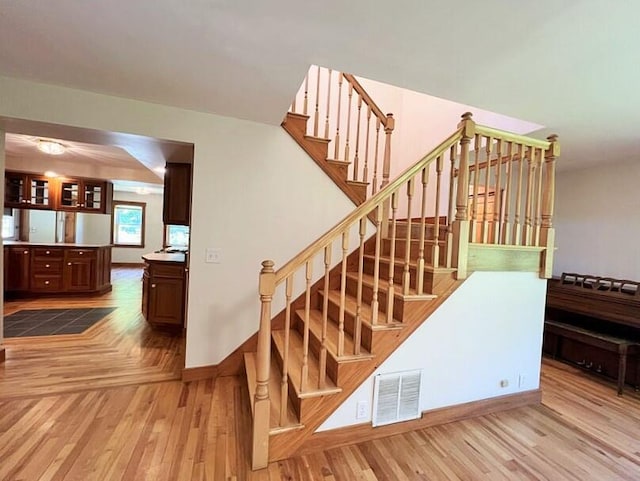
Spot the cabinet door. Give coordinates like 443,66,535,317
64,250,96,291
82,181,113,213
26,175,55,209
5,247,31,291
141,271,150,320
59,179,81,209
163,163,192,226
5,172,27,208
148,277,184,325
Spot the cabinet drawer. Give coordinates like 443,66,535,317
148,263,184,278
32,259,63,274
31,275,63,291
32,248,64,259
65,249,97,260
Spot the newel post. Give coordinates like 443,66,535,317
252,259,275,470
380,113,395,237
452,112,476,279
540,134,560,279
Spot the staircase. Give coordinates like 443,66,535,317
245,66,560,469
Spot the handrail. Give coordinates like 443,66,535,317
343,73,388,127
475,125,550,150
274,127,464,283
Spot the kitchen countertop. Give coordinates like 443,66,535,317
142,252,186,263
3,241,112,248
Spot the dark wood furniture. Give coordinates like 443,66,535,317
142,252,187,328
544,272,640,395
3,243,112,296
162,163,192,226
5,171,57,210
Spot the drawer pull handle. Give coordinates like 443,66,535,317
67,262,72,266
46,250,50,254
46,264,50,268
45,281,50,285
79,251,84,255
23,250,28,254
151,284,156,288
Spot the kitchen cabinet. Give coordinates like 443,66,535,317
163,163,192,226
141,253,186,328
58,178,113,213
2,243,112,297
5,171,56,210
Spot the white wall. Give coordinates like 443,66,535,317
318,271,546,431
0,75,361,368
554,161,640,279
111,191,164,263
28,210,56,243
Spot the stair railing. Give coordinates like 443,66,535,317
290,65,395,197
251,112,559,468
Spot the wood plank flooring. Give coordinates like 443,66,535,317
2,276,640,479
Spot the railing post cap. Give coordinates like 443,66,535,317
458,112,476,139
546,134,560,157
461,112,473,120
547,134,559,142
261,260,275,273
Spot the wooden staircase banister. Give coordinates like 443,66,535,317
475,125,551,150
342,73,389,128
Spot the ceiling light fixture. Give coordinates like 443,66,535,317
44,171,59,178
37,139,66,155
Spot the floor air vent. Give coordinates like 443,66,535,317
372,370,422,427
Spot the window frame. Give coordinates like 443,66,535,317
111,201,146,248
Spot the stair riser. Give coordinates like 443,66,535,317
394,223,448,241
344,275,405,320
382,238,448,265
292,315,341,386
319,291,375,352
270,336,303,421
363,257,432,291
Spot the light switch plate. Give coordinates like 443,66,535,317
205,248,222,264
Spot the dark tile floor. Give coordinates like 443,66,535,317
3,307,117,338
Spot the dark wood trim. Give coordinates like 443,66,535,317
111,262,145,268
0,346,5,363
111,201,146,248
296,388,541,456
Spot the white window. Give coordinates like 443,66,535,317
2,214,15,239
166,224,189,248
111,202,146,247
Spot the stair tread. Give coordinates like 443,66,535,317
321,289,401,325
325,158,350,166
346,179,369,186
345,272,437,300
243,352,303,434
363,253,456,273
272,329,341,399
286,111,310,121
304,134,330,144
296,308,373,361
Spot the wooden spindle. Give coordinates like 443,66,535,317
291,96,296,113
523,146,535,246
324,69,332,139
534,147,544,246
252,260,275,470
432,155,443,268
371,206,382,325
501,142,514,244
353,96,363,181
512,144,525,245
381,114,395,190
482,137,492,244
492,139,503,244
403,178,415,296
363,106,372,188
386,192,398,324
313,66,321,137
372,117,381,194
280,275,293,425
300,261,312,392
354,218,366,355
338,231,349,356
318,247,331,389
334,75,343,159
447,145,457,268
344,82,353,162
471,134,481,243
417,168,429,295
303,73,309,116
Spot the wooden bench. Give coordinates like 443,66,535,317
545,320,639,395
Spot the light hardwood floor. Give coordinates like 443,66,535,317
2,275,640,480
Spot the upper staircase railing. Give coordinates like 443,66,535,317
289,65,395,196
251,112,559,468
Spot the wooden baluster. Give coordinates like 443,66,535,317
371,206,382,324
318,247,331,389
447,145,457,268
334,75,343,160
381,113,395,190
512,144,525,245
523,146,535,246
313,66,321,137
363,106,372,189
291,96,296,113
386,192,398,323
492,139,503,244
403,178,415,295
540,135,559,278
534,147,544,246
280,275,293,425
303,72,309,116
344,82,353,162
252,260,275,470
324,69,332,139
353,96,363,181
337,231,349,356
372,117,381,194
482,136,492,244
354,218,366,355
417,168,429,295
300,261,312,392
432,155,443,268
470,134,481,243
501,142,514,244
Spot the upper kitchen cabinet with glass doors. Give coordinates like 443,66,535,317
58,178,113,214
5,171,57,210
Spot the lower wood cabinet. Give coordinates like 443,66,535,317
3,244,112,296
141,254,186,328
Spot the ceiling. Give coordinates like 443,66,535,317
1,1,639,172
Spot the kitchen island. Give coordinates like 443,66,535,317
141,252,187,329
3,241,112,296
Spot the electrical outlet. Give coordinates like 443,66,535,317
356,400,369,420
205,248,222,264
499,379,509,388
518,374,526,388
